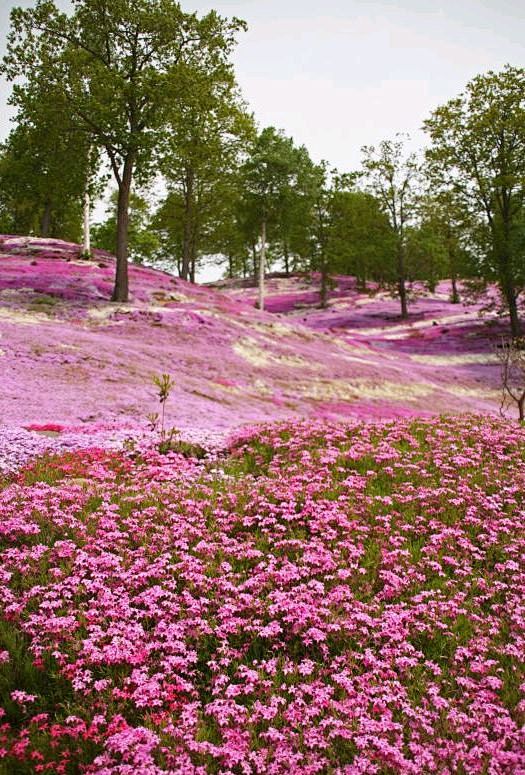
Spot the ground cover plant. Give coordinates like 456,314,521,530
0,415,523,773
0,237,512,436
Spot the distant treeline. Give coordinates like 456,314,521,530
0,2,524,332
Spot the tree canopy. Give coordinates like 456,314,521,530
2,0,245,300
361,136,420,318
424,65,525,335
0,80,93,241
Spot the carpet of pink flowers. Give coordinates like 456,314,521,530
1,238,524,773
0,415,523,773
0,236,510,444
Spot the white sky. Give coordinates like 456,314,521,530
2,0,525,168
193,0,525,171
1,0,524,279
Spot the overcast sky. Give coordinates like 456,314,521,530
1,0,525,170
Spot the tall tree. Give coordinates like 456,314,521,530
404,222,448,293
240,127,316,310
2,0,244,301
0,96,92,240
199,169,254,279
306,162,336,308
153,168,253,281
157,61,253,282
275,145,319,277
327,188,395,291
410,189,474,301
361,136,420,318
424,65,525,336
92,190,160,265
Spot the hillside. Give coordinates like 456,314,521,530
1,237,524,773
0,237,506,448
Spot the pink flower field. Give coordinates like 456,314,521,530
0,238,524,773
0,236,508,445
0,417,524,773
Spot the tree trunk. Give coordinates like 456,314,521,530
500,251,521,336
190,247,196,284
40,200,52,238
397,241,408,319
320,255,329,308
82,191,91,258
284,243,290,276
451,275,460,304
507,290,521,338
496,218,521,337
448,235,459,303
252,244,257,282
111,156,133,302
181,168,195,281
399,278,408,318
258,219,266,311
519,395,525,423
228,255,233,279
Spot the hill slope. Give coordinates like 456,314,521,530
0,237,506,441
0,238,523,774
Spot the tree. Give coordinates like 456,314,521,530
153,169,255,281
0,96,92,240
92,190,160,264
240,127,317,310
274,145,319,277
306,162,336,308
2,0,244,301
152,190,186,277
496,337,525,422
302,171,392,307
404,222,447,293
408,189,474,301
424,65,525,336
361,136,420,318
200,170,253,280
327,188,395,291
157,60,253,282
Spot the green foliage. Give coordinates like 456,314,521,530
163,437,208,459
409,188,476,298
424,65,525,334
0,82,93,240
92,191,160,264
1,0,246,301
2,7,522,316
153,373,175,405
361,136,420,316
305,161,335,306
405,222,448,292
327,189,395,289
239,127,320,277
151,373,182,453
154,58,254,281
241,127,300,226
